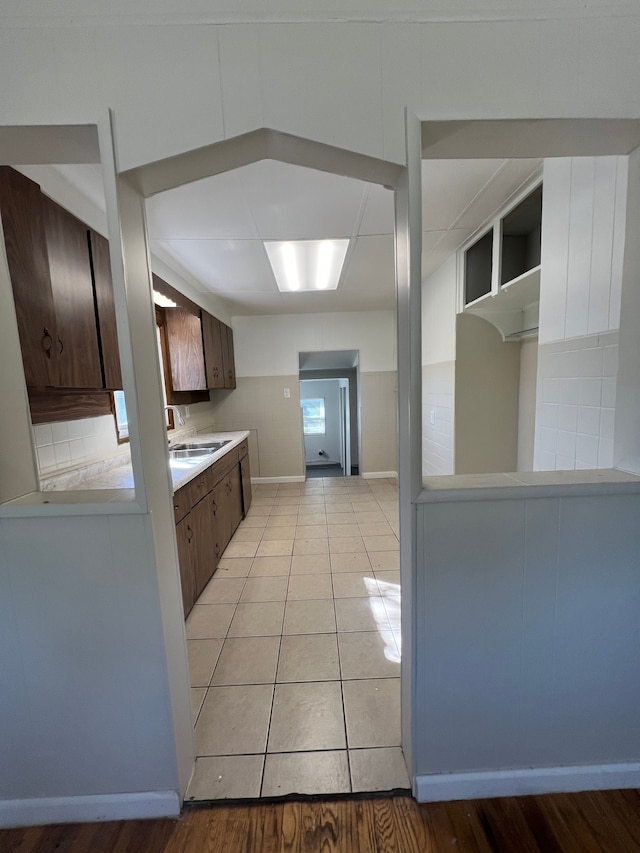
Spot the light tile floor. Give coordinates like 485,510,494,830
185,476,408,801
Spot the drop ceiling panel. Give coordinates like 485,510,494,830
146,171,259,239
151,238,274,293
238,159,368,240
341,235,395,300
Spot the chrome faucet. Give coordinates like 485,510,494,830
164,405,185,427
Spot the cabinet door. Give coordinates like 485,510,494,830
202,311,225,389
89,230,122,390
240,451,252,516
0,167,59,387
176,515,197,617
165,307,207,391
191,495,219,597
42,195,103,389
221,323,236,389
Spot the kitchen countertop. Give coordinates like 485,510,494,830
39,430,250,493
418,467,640,502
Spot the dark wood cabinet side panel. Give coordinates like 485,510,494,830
42,196,102,389
0,167,59,387
228,464,243,534
202,311,225,389
221,323,236,389
240,451,252,516
89,230,122,390
165,307,207,391
28,389,113,424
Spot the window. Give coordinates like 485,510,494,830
112,390,129,442
301,398,326,435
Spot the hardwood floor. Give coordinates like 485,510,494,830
3,790,640,852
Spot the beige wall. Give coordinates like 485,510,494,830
207,376,304,478
455,314,521,474
360,371,397,475
517,339,538,471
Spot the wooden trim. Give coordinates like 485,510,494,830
28,389,113,424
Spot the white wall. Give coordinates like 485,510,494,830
0,512,178,805
4,7,640,170
534,157,626,470
422,256,457,475
233,311,396,376
615,145,640,475
300,379,341,465
415,485,640,797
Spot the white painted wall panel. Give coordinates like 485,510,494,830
610,156,629,328
415,490,640,776
588,157,617,334
538,159,571,344
0,513,177,799
422,255,456,366
217,25,264,139
565,158,595,340
232,311,396,377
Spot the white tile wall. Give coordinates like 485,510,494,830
422,362,455,476
534,331,617,471
33,415,119,476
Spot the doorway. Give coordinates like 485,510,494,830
299,349,360,479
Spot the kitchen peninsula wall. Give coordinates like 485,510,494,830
209,311,398,480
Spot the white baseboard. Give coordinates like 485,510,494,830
362,471,398,480
414,762,640,803
0,790,180,829
251,476,306,484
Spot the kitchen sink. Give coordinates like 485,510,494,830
169,447,218,459
169,439,231,453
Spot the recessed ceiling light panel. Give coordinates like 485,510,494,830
264,239,349,292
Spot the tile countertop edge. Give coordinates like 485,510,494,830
417,468,640,503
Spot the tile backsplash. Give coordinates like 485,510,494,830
534,330,618,471
33,415,120,476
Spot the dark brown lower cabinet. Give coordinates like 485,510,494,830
175,515,197,616
174,442,252,617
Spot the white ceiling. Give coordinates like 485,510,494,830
55,155,542,316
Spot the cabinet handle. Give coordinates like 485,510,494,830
58,336,64,355
211,501,217,515
186,525,193,543
41,327,53,358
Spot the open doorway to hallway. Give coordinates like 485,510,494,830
299,349,360,479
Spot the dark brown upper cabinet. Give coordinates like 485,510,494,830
164,306,207,392
0,166,59,388
41,195,103,389
221,322,236,389
88,230,122,390
201,311,225,389
0,167,124,402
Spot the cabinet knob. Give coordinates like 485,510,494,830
41,327,53,358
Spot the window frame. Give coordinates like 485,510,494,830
301,397,326,436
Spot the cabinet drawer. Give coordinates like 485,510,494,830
209,447,240,488
173,484,191,522
237,438,249,459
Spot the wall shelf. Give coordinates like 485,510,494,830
459,180,542,340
